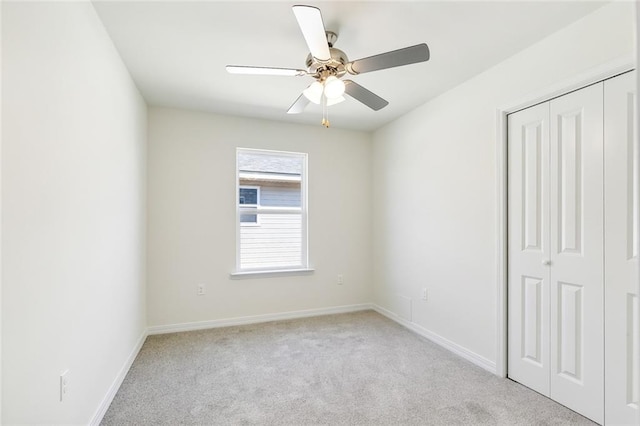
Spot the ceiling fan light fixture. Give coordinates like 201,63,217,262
303,81,324,104
323,76,345,99
226,5,431,125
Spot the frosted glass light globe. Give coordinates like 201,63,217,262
303,81,324,104
323,76,345,99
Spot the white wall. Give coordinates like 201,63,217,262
2,2,147,424
147,108,372,327
636,6,640,426
372,1,635,367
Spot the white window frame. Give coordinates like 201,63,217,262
234,148,310,275
239,185,260,226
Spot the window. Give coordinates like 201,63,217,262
239,186,259,224
236,148,308,272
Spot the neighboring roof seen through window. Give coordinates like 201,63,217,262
238,153,302,176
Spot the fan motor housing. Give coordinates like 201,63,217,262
306,47,349,79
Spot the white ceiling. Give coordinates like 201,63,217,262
92,1,607,131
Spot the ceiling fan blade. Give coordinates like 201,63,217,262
346,43,430,75
344,80,389,111
287,93,311,114
292,5,331,61
226,65,307,77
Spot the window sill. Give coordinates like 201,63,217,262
230,268,315,279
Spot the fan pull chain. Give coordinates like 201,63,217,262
321,93,330,128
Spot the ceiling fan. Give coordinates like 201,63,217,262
226,5,430,127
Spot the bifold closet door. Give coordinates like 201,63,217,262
549,82,604,425
508,102,551,396
508,82,604,424
604,70,639,425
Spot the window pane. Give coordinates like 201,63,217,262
239,187,258,205
237,149,306,270
240,213,257,223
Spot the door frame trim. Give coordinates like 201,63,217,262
494,55,635,378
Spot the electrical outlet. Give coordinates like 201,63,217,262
337,275,344,285
197,284,205,296
421,288,428,301
60,370,69,402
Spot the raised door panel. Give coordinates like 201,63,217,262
557,111,583,255
604,70,639,426
508,102,551,396
522,276,543,364
557,282,583,382
549,82,604,424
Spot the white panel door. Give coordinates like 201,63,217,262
549,83,604,424
508,102,551,396
605,70,639,426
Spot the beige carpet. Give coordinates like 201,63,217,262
101,310,593,425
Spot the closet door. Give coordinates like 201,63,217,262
604,70,639,425
549,83,604,424
508,102,551,396
508,82,605,424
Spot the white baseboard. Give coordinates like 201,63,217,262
372,304,497,374
147,303,375,335
89,329,148,426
